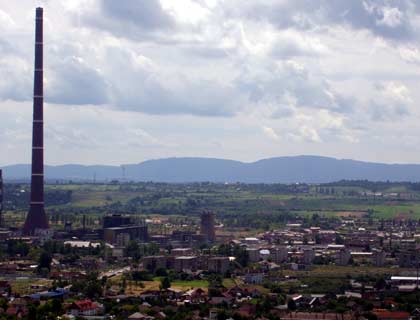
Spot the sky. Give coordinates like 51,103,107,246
1,0,420,166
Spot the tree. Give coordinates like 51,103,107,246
288,299,297,310
101,276,108,288
375,277,386,290
37,251,52,273
7,239,29,256
71,272,102,299
155,268,168,277
125,241,141,261
160,277,171,291
131,270,153,281
234,245,249,267
50,299,62,314
120,276,127,294
217,244,231,256
28,247,42,261
28,304,38,319
335,234,344,245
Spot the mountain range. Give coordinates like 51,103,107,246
3,156,420,183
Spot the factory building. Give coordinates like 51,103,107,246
102,214,148,244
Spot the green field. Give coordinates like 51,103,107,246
6,181,420,230
171,280,209,289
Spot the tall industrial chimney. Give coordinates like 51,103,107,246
23,7,49,235
0,169,3,228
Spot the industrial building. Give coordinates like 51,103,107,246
103,215,132,228
207,257,230,274
103,225,148,244
102,214,148,244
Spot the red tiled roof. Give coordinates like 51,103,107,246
6,307,17,315
373,310,411,319
282,312,353,320
72,300,98,311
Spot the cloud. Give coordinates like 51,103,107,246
370,81,412,120
2,1,420,165
0,56,31,102
263,126,280,141
0,1,404,118
125,128,175,148
399,46,420,64
231,0,416,41
270,30,328,58
299,126,322,143
271,108,359,144
375,6,404,27
83,0,175,40
47,56,109,105
236,58,351,117
100,46,242,116
0,9,15,30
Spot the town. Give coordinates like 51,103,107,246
2,175,420,319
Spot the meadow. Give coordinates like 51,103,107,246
5,181,420,229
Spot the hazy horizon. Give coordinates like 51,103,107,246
6,154,420,168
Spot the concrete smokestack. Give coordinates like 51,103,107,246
0,169,3,228
23,7,49,235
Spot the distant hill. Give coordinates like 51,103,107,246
3,156,420,183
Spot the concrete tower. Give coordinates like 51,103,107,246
23,8,49,235
200,211,216,242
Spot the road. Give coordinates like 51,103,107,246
99,266,130,279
